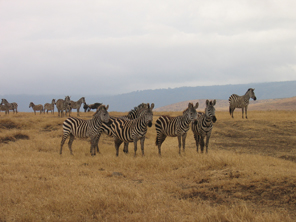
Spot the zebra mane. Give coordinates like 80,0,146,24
93,104,109,116
127,103,147,116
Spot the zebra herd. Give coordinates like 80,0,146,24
60,88,257,156
1,88,257,156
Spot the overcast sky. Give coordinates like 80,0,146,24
1,0,296,96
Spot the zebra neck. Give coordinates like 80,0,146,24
202,115,212,126
181,115,192,127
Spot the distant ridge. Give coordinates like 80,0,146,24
154,97,296,112
1,81,296,112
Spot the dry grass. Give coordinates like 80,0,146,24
1,110,296,221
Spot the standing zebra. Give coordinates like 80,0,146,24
192,100,217,153
68,97,86,116
56,96,71,117
229,88,257,119
29,102,44,115
107,103,154,156
44,99,56,114
100,103,150,155
60,104,111,156
1,99,16,114
155,102,199,156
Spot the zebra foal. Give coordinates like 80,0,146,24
29,102,44,115
155,102,199,156
107,103,154,156
229,88,257,119
191,100,217,153
60,104,111,156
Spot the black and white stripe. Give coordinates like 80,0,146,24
155,102,199,155
191,100,217,153
229,88,257,119
107,103,154,156
60,104,110,156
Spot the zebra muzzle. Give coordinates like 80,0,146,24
148,121,152,127
212,116,217,123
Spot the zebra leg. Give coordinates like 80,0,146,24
140,137,145,156
123,143,129,153
242,108,244,119
245,106,248,119
194,133,200,152
178,136,182,154
205,135,210,153
156,132,166,156
182,133,187,152
133,139,138,156
200,136,205,153
67,134,75,155
60,133,70,154
90,137,99,156
114,139,123,156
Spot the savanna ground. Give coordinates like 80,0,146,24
0,109,296,221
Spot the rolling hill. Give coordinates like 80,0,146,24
154,97,296,112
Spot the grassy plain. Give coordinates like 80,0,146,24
0,110,296,221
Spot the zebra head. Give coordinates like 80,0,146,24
205,100,217,123
184,102,199,124
247,88,257,101
94,104,111,125
144,103,154,127
81,97,86,104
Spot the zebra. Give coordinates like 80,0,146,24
229,88,257,119
105,103,154,156
1,99,16,114
56,96,71,117
84,103,102,112
44,99,56,114
100,103,150,155
60,104,111,156
68,97,86,116
155,102,199,156
191,100,217,153
29,102,44,114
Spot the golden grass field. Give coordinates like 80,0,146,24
1,109,296,221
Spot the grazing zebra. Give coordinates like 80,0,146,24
155,102,199,156
1,99,16,114
106,103,154,156
44,99,56,114
191,100,217,153
229,88,257,119
56,96,71,117
68,97,86,116
84,103,102,112
29,102,44,114
60,104,111,156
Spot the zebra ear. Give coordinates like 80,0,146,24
194,102,199,109
188,103,193,108
212,100,216,106
150,103,155,110
106,105,109,110
206,100,210,106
